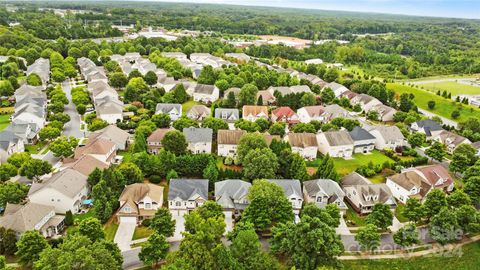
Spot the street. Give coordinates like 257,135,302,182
61,79,84,138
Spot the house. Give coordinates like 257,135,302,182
28,168,89,214
271,106,299,124
186,105,211,121
191,84,220,103
349,126,376,154
215,108,239,123
369,125,406,150
268,86,291,96
94,96,124,124
0,202,64,238
162,52,188,61
340,90,358,100
256,90,276,105
342,172,396,214
217,129,246,157
321,104,352,123
0,131,25,162
323,82,349,97
64,154,109,176
266,179,303,218
305,58,323,65
27,58,50,85
215,179,251,219
370,104,397,122
116,183,164,223
290,85,312,94
386,165,454,203
11,103,46,129
303,179,347,212
223,87,241,100
225,53,251,62
317,130,354,158
168,179,209,216
74,137,116,164
147,128,172,154
432,130,471,154
285,133,318,160
183,127,213,154
155,103,182,121
351,94,382,112
242,105,269,121
410,119,444,139
89,125,130,151
297,106,325,123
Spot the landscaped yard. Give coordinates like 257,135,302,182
132,226,153,240
24,140,48,154
0,114,10,131
104,222,119,242
345,205,366,227
394,202,409,223
74,210,96,223
387,83,480,122
343,241,480,270
182,100,201,113
420,81,480,96
331,150,394,176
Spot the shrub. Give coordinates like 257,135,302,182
149,175,162,184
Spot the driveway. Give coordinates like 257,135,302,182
61,79,84,138
169,214,185,242
114,221,136,252
336,216,351,235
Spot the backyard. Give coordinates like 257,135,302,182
332,151,394,176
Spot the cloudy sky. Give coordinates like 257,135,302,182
149,0,480,19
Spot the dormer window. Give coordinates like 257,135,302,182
316,197,322,203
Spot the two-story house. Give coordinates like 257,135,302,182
215,179,251,220
186,105,211,121
242,105,269,122
317,130,354,158
369,125,406,150
349,126,376,154
183,127,213,154
191,84,220,103
217,129,246,157
168,179,209,217
74,137,117,164
303,179,348,212
285,132,318,160
267,179,303,222
146,128,172,154
271,106,300,124
410,119,444,139
116,183,164,224
155,103,182,121
297,106,325,123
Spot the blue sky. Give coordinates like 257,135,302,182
152,0,480,19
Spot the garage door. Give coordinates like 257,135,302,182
119,216,137,223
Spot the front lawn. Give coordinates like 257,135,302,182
104,222,119,242
332,150,394,176
132,226,153,240
24,141,48,154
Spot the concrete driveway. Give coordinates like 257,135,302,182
114,221,136,251
169,214,185,242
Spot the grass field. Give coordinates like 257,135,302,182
104,223,119,242
332,151,394,176
421,81,480,96
387,83,480,122
132,226,153,240
0,114,10,131
343,241,480,270
345,205,366,227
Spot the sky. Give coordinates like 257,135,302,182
149,0,480,19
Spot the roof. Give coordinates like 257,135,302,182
349,126,375,141
224,87,241,97
372,125,404,141
287,133,318,148
89,125,130,147
325,82,347,91
65,155,109,176
342,172,371,187
388,170,426,191
187,105,211,118
119,183,164,206
416,165,454,187
266,179,302,198
322,104,350,120
242,105,268,117
256,90,276,103
193,84,216,95
269,86,291,96
74,137,115,159
155,103,182,114
0,202,54,233
413,119,443,136
215,179,251,209
272,106,297,118
353,94,379,104
436,130,470,147
289,85,311,94
214,108,239,121
217,129,246,145
183,127,213,143
344,183,395,207
300,105,325,117
168,179,209,200
322,130,354,146
28,168,88,199
147,128,172,143
303,179,344,197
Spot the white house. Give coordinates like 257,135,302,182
349,126,376,154
95,97,124,124
431,130,471,154
242,105,269,122
74,137,117,164
168,179,209,217
303,179,347,212
155,103,182,121
410,119,444,139
116,183,164,224
192,84,220,103
28,169,89,214
285,133,318,160
217,129,246,157
369,125,406,150
323,82,349,97
297,106,325,123
183,127,213,154
351,94,382,112
317,130,354,158
215,179,251,220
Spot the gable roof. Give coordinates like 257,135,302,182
0,202,54,233
287,133,318,148
183,127,213,143
416,165,454,187
65,154,109,176
372,125,404,141
74,137,115,159
215,179,251,209
303,179,344,197
342,172,371,187
242,105,268,117
214,108,239,121
272,106,297,118
168,179,209,201
147,128,172,143
187,105,211,118
193,84,216,95
267,179,302,198
322,130,354,146
155,103,182,114
119,183,164,205
349,126,375,141
300,105,325,117
28,168,88,199
217,129,246,145
89,125,130,147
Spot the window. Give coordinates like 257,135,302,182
145,203,151,209
175,201,181,207
316,197,322,203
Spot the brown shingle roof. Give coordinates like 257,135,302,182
66,155,109,176
287,133,318,148
74,138,115,159
147,128,172,143
217,129,246,145
242,105,268,117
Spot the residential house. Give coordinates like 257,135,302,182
168,179,209,216
342,172,396,214
305,58,323,65
215,179,251,219
74,137,116,164
147,128,171,154
116,183,164,223
256,90,276,105
223,87,241,100
386,165,454,203
217,129,246,157
349,126,376,154
285,133,318,160
271,106,300,124
323,82,349,97
64,154,109,177
317,130,354,158
162,52,188,61
186,105,211,121
432,130,471,154
242,106,269,121
370,104,397,122
351,94,382,112
183,127,213,154
0,202,64,238
89,125,130,151
94,96,124,124
215,108,239,123
11,103,46,129
321,104,352,123
297,105,325,123
225,53,251,62
27,58,50,85
410,119,444,139
191,84,220,103
266,179,303,218
28,168,89,214
369,125,406,150
303,179,347,212
155,103,182,121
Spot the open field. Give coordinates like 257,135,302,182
387,83,480,122
343,241,480,270
420,81,480,96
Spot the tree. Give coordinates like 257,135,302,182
203,160,219,184
243,148,278,180
0,182,29,209
450,144,478,173
149,208,176,237
366,203,393,230
117,162,143,185
152,113,171,128
407,132,426,148
289,153,309,181
38,126,61,141
425,142,446,162
323,69,338,82
0,81,14,96
291,123,317,133
254,118,270,132
132,131,147,153
320,87,335,104
197,65,216,85
366,110,379,121
314,154,339,181
139,232,169,268
172,116,198,131
65,210,74,226
393,224,420,247
144,70,158,85
268,122,286,137
88,118,109,131
465,176,480,205
447,189,472,209
202,117,228,134
7,152,31,168
429,207,461,245
49,136,78,157
231,227,280,270
403,198,425,223
399,93,413,112
242,179,294,231
109,72,128,88
78,217,105,242
15,230,49,266
19,159,52,181
455,205,480,234
162,130,188,155
239,84,258,106
237,132,268,164
0,163,19,181
424,189,448,220
125,77,149,102
355,224,380,251
300,203,339,227
428,100,436,109
0,227,17,255
451,110,460,119
26,73,42,86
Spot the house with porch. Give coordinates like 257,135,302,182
168,179,209,217
116,183,164,224
303,179,347,212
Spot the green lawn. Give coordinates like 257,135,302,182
421,81,480,96
0,114,10,131
24,141,48,154
343,241,480,270
74,210,96,223
331,150,394,176
387,83,480,122
104,222,119,242
182,100,201,113
345,205,366,227
394,202,409,223
132,226,153,240
368,174,385,184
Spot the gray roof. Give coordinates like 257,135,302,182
267,179,302,197
168,179,209,200
0,202,55,233
372,125,405,141
193,84,216,95
349,126,375,141
303,179,347,208
155,103,182,114
214,108,239,121
183,127,213,143
341,172,371,187
215,179,251,209
28,168,88,199
323,130,354,146
413,119,443,136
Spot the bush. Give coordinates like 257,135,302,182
141,219,152,227
149,175,162,184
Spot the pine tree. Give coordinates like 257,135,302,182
289,153,309,181
203,161,219,184
314,154,339,181
132,131,147,153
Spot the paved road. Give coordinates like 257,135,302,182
417,108,458,129
61,80,84,138
122,241,181,269
410,78,477,85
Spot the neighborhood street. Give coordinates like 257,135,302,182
61,79,84,138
